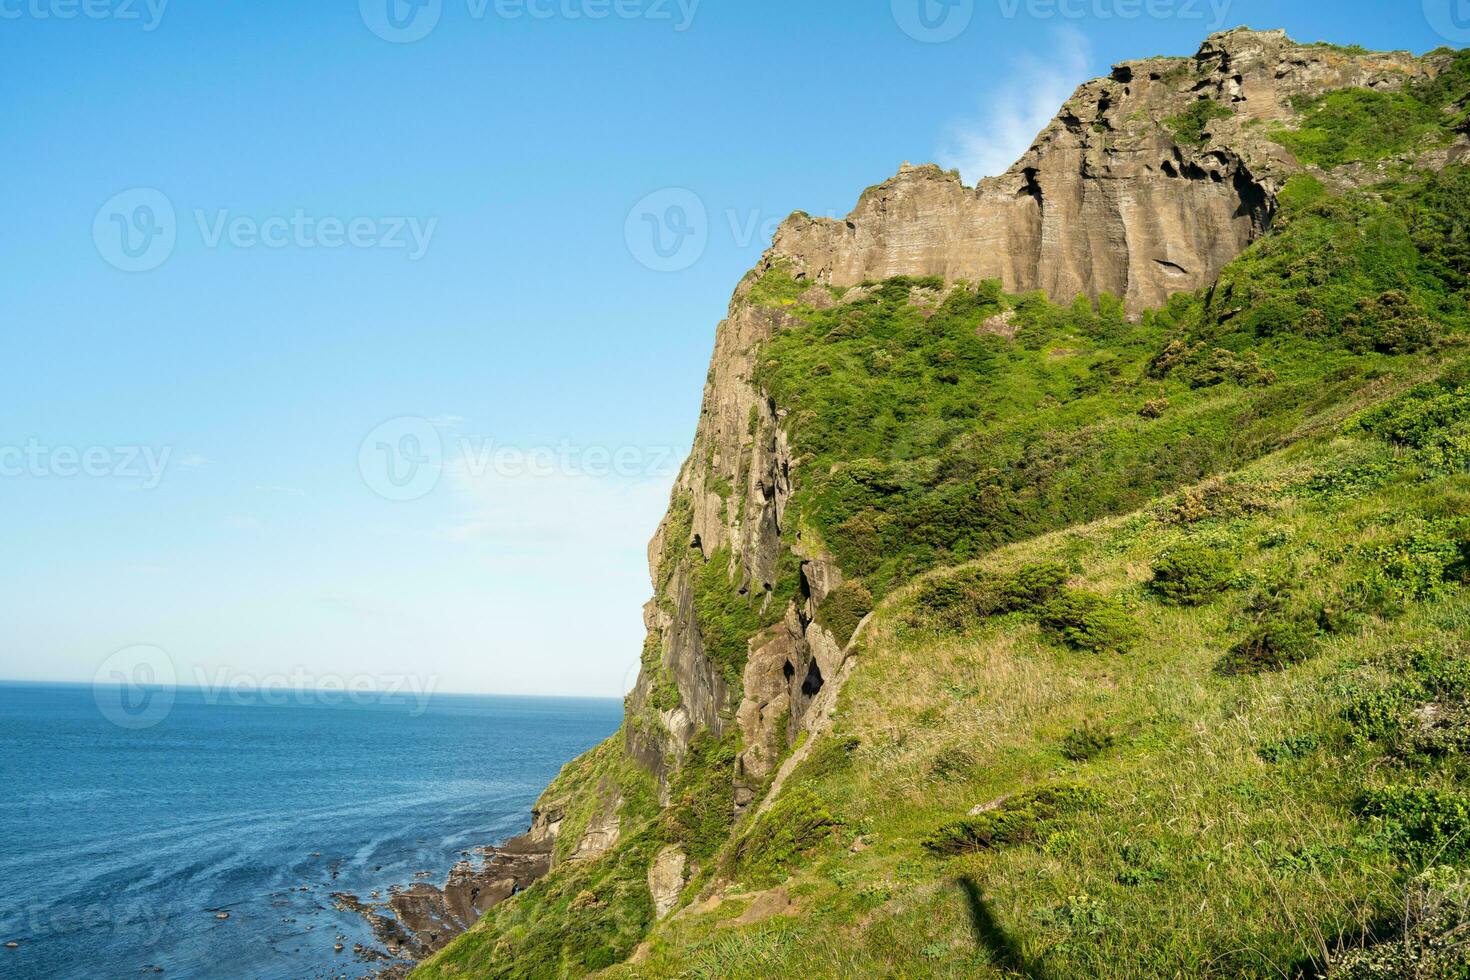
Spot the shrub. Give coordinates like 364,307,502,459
1342,686,1416,744
817,580,873,647
1356,528,1466,616
1039,590,1140,653
1355,786,1470,861
913,562,1069,631
924,784,1101,855
1340,290,1438,355
1355,383,1470,449
1333,868,1470,979
1408,703,1470,758
1257,734,1320,763
692,548,767,685
1270,88,1444,169
1139,397,1169,419
729,786,837,886
1036,894,1113,937
1216,618,1320,675
1165,97,1234,146
1149,543,1235,606
665,732,737,863
1060,722,1117,762
929,746,978,782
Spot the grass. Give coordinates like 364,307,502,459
608,416,1470,978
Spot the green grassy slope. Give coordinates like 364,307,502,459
614,381,1470,977
416,52,1470,980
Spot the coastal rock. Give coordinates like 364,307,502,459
647,846,688,919
335,829,554,966
569,790,622,862
721,887,793,928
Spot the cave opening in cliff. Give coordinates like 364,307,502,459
802,660,824,698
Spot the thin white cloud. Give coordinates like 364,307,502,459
938,27,1093,184
440,454,672,550
180,454,210,468
255,484,307,497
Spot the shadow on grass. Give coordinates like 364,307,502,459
960,877,1049,979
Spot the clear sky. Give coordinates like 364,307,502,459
1,0,1460,698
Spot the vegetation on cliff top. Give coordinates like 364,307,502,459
1269,48,1470,169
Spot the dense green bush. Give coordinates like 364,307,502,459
1149,543,1235,606
1060,722,1117,762
923,784,1100,855
1355,786,1470,860
913,562,1069,631
692,548,768,685
1165,97,1234,146
665,732,737,863
1270,88,1445,168
1340,290,1439,355
1356,527,1467,616
1039,590,1140,653
1257,734,1319,763
1341,686,1416,744
1216,618,1320,675
1355,382,1470,449
817,580,874,647
729,786,838,886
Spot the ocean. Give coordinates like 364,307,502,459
0,683,622,979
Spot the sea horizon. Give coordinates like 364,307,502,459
0,683,622,979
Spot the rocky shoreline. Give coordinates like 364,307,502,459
333,803,562,978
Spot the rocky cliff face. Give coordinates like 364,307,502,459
774,30,1436,314
614,28,1457,820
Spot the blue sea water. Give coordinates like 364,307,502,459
0,683,622,979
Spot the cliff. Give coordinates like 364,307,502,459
412,27,1470,978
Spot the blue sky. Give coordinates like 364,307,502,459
1,0,1460,697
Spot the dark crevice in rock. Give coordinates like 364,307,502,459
801,660,825,698
1232,165,1274,233
1018,167,1043,205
